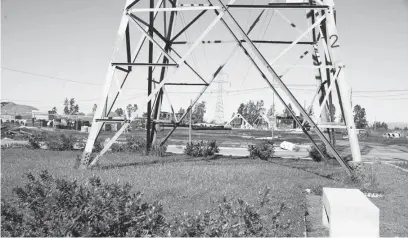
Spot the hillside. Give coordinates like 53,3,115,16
1,102,38,115
386,122,408,130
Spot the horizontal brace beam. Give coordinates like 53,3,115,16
95,119,131,123
179,4,211,7
164,83,209,86
111,63,178,67
114,66,130,73
226,4,329,9
172,40,315,45
314,123,347,129
128,6,220,13
273,64,335,69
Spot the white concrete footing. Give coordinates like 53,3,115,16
322,187,380,237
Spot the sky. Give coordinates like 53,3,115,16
1,0,408,123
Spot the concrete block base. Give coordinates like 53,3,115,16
322,187,380,237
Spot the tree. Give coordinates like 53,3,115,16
267,104,275,118
51,107,57,114
92,104,97,113
115,108,124,117
72,104,79,115
282,103,294,117
237,103,245,115
69,98,79,115
63,98,80,115
178,107,185,115
373,121,388,130
126,104,138,117
235,100,266,125
353,104,368,129
281,103,295,125
63,98,70,115
192,101,206,123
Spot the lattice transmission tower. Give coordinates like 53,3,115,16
78,0,362,176
214,72,229,124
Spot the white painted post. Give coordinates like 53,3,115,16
323,0,361,162
189,99,192,144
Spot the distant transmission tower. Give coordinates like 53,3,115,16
214,72,229,124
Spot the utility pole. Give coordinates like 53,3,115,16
189,99,192,144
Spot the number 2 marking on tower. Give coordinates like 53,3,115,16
330,35,339,48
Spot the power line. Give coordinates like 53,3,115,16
353,89,408,93
1,67,102,86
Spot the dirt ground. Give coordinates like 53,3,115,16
2,126,407,163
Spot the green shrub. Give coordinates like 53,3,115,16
110,142,126,152
248,140,274,160
29,132,76,151
125,136,147,153
149,141,168,157
309,143,332,162
46,134,76,151
1,171,168,237
345,163,381,194
1,173,290,237
169,189,290,237
28,132,48,149
92,138,105,153
184,140,219,157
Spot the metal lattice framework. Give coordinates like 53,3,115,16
80,0,362,175
214,71,229,124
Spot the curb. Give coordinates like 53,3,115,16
383,162,408,173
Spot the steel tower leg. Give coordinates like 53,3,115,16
322,0,361,162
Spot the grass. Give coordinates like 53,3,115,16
2,148,408,236
269,158,408,236
394,161,408,169
2,148,345,237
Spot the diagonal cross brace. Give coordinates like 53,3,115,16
213,0,352,174
87,10,225,167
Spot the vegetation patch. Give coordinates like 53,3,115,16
248,140,275,160
343,163,383,194
29,132,77,151
309,143,333,162
1,171,290,237
184,140,219,157
395,161,408,170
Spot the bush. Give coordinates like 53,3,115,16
345,163,381,194
1,172,290,237
184,140,219,157
248,140,274,160
309,143,332,162
110,142,126,152
29,132,76,151
46,134,76,151
125,136,147,153
168,188,290,237
28,132,48,149
92,138,105,153
1,171,168,237
149,141,168,157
